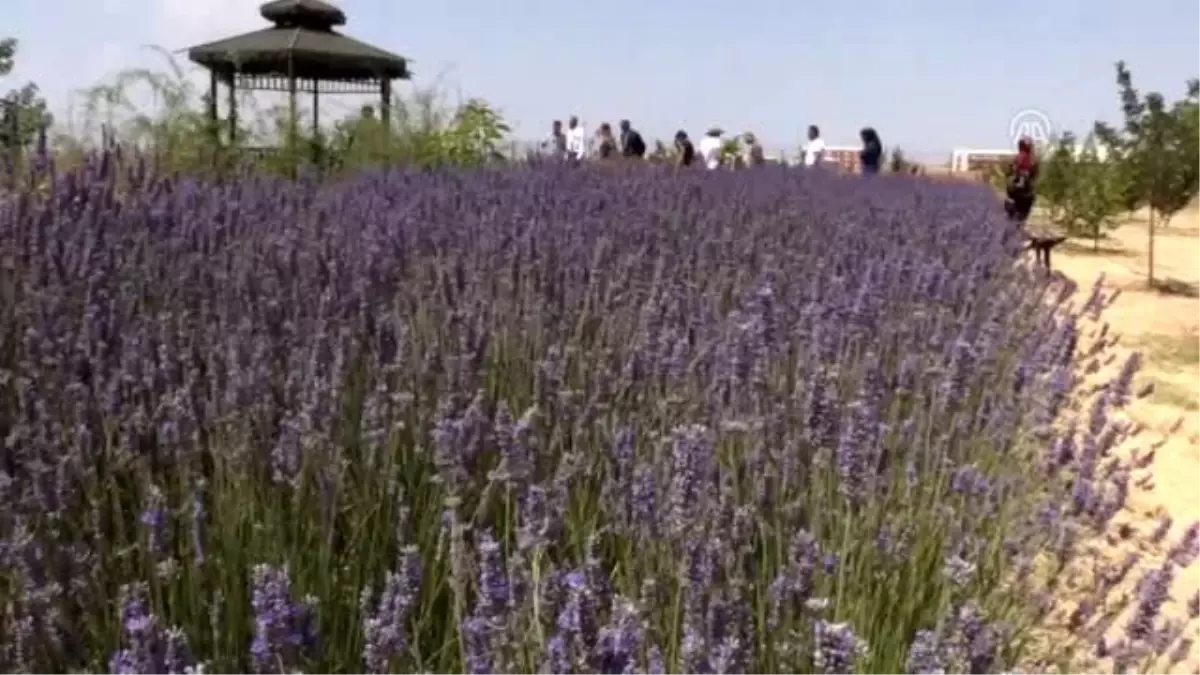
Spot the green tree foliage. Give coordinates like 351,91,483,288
75,46,229,170
720,136,743,167
1032,133,1125,249
1034,136,1074,223
63,47,512,177
326,94,509,171
0,37,54,154
1093,61,1199,284
0,38,10,74
1060,138,1126,249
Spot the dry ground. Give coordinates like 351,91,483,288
1050,207,1199,673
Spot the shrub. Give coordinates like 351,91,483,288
0,156,1192,674
39,48,511,180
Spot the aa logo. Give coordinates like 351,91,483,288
1009,109,1055,146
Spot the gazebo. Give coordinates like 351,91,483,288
186,0,409,160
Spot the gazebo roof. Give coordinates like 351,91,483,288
187,0,409,81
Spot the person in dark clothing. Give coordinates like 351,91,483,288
674,130,696,167
1005,136,1038,223
619,119,647,159
1004,136,1059,268
859,127,882,174
547,120,568,159
597,122,618,159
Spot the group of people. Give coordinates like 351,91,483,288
541,116,1047,263
542,116,886,175
545,116,649,162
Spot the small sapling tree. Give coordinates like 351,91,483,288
1061,136,1126,250
1036,134,1077,224
1094,61,1200,286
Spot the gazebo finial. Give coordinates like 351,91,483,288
259,0,347,30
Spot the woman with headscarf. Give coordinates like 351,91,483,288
1005,137,1038,224
859,127,882,174
674,130,697,167
596,123,619,160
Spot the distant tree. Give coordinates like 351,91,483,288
0,38,11,74
1094,61,1200,285
0,37,53,154
1036,134,1077,223
1060,136,1126,250
888,147,909,173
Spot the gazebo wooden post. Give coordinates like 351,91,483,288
311,84,320,166
227,70,238,147
207,70,219,160
380,78,391,136
287,58,299,176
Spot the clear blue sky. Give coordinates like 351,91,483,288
3,0,1197,160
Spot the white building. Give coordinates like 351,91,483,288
949,148,1017,174
950,140,1112,173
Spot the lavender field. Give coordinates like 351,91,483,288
0,156,1193,674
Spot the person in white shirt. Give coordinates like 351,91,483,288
698,128,724,170
565,115,588,161
803,125,827,166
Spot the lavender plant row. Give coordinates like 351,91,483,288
0,157,1194,673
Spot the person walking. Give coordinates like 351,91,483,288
596,122,619,159
565,115,588,161
1005,136,1039,224
803,125,827,166
544,120,568,159
1004,136,1061,267
619,119,647,159
698,127,724,170
859,127,882,174
743,132,766,167
674,130,696,167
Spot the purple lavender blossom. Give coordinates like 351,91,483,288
361,547,421,673
475,530,510,620
905,629,944,674
1,148,1154,674
108,583,195,674
139,486,170,559
812,620,867,674
249,564,318,673
1126,563,1173,644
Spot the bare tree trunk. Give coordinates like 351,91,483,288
1147,207,1156,287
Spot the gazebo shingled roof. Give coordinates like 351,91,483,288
187,0,409,82
185,0,409,164
189,27,409,81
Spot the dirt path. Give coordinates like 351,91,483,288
1053,208,1199,673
